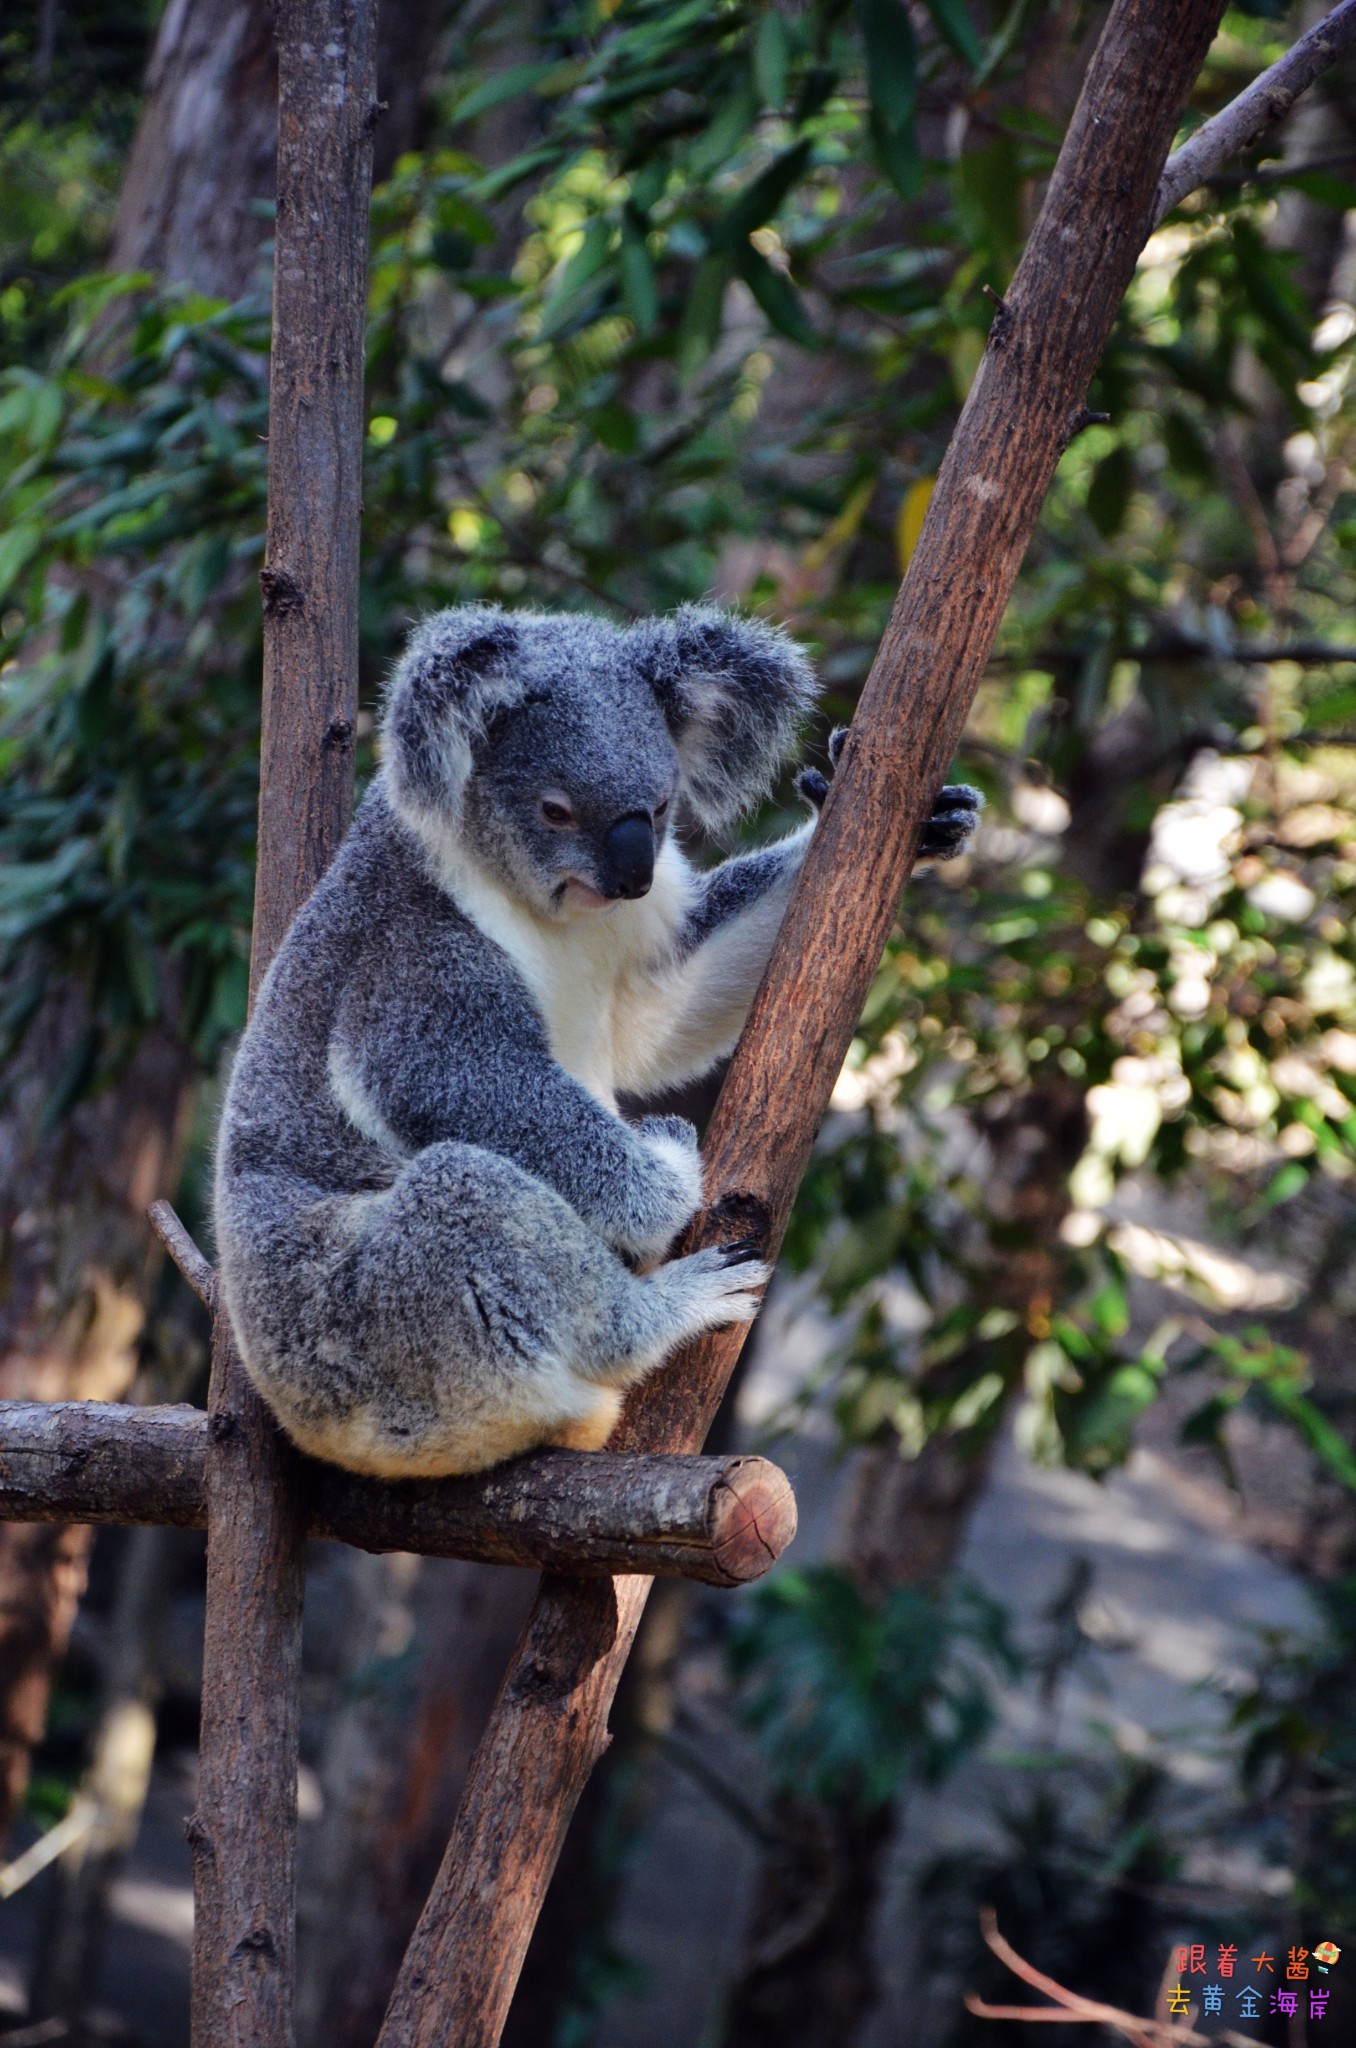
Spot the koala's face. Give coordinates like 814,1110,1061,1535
462,622,682,920
382,603,817,922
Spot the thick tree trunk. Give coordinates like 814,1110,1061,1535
111,0,450,298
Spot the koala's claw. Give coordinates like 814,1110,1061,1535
797,726,982,862
918,782,984,862
796,727,852,814
720,1236,766,1267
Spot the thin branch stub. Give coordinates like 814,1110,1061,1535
147,1200,217,1311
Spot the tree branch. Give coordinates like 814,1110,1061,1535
146,1200,217,1312
968,1910,1262,2048
0,1403,795,1587
1156,0,1356,220
190,5,378,2045
373,1,1233,2043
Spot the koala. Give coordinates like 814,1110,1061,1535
214,604,981,1479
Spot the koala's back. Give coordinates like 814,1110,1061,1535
219,789,506,1207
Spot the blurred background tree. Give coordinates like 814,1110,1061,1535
2,0,1355,2042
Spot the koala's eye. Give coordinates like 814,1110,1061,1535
654,795,671,821
540,794,575,828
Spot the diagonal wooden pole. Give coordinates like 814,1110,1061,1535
374,0,1236,2040
188,4,376,2044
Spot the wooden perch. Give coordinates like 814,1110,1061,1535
1156,0,1356,220
374,1,1234,2043
0,1402,795,1588
189,6,378,2046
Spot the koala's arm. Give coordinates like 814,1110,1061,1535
332,963,702,1260
615,823,816,1098
618,741,983,1097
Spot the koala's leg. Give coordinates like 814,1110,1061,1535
223,1144,764,1478
550,1388,624,1453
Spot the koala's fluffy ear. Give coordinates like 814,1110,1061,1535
381,606,522,821
633,604,817,832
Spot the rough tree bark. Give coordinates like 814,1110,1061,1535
0,1401,797,1584
373,0,1235,2040
112,0,451,297
187,6,376,2046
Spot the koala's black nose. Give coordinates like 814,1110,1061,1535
601,813,655,900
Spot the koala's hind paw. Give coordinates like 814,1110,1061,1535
917,783,983,863
656,1242,771,1345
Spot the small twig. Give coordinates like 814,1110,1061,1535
971,1912,1261,2048
981,282,1009,312
147,1199,217,1312
0,1798,96,1900
1156,0,1356,220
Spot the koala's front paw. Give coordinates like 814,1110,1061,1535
794,725,850,813
638,1113,700,1156
621,1114,703,1260
918,783,984,862
798,725,983,865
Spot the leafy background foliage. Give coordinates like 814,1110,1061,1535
4,0,1356,2033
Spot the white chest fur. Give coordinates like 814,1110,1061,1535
437,839,695,1108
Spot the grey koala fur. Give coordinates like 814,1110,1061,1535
214,603,981,1478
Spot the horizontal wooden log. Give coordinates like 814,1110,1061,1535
0,1403,795,1589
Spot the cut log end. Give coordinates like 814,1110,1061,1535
706,1456,798,1583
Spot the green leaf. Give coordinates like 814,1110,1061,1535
1087,445,1133,537
687,74,759,179
0,524,41,601
1307,681,1356,728
954,134,1023,272
754,12,790,107
710,139,815,253
454,62,561,123
736,244,818,348
1263,1385,1356,1493
619,210,658,334
679,253,733,372
537,218,614,340
922,0,983,68
855,0,920,199
1257,1160,1310,1212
